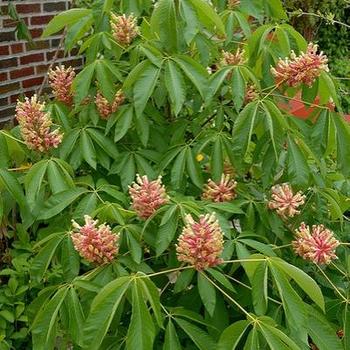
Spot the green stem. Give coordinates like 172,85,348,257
316,265,348,303
201,272,256,321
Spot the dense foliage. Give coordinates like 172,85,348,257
1,0,350,349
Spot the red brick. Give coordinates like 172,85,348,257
10,67,35,80
0,107,16,121
11,44,23,54
20,53,44,65
26,40,50,51
0,82,20,95
0,46,10,55
0,72,8,82
30,28,43,39
51,39,61,48
10,94,20,104
0,98,9,107
16,4,41,14
44,2,66,12
22,76,44,89
0,58,18,70
46,50,65,61
30,15,54,26
0,31,16,42
35,64,50,75
62,58,84,68
3,19,18,28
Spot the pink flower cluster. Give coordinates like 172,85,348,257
271,43,329,87
48,65,75,105
71,215,119,264
129,175,169,220
110,14,139,45
176,213,224,271
95,90,125,119
221,48,246,66
15,95,63,152
292,222,339,264
202,174,237,202
268,183,305,219
244,85,258,104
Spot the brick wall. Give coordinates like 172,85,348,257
0,0,84,122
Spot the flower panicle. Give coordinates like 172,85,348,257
129,174,169,220
48,65,75,105
292,222,339,265
202,174,237,202
221,48,246,66
176,213,224,271
71,215,119,264
271,43,329,87
268,183,305,219
110,13,139,45
95,90,125,119
15,95,63,152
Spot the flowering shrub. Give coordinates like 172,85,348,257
1,0,350,349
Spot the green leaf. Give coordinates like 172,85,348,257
60,128,81,160
0,310,14,323
307,306,343,350
174,269,195,293
251,262,268,315
165,60,186,115
287,135,310,187
25,160,48,208
80,129,97,169
171,147,187,189
197,273,216,317
31,232,66,283
67,287,85,345
232,101,259,158
150,0,178,52
270,258,325,312
217,320,250,350
207,67,232,102
42,9,91,37
164,320,182,350
126,281,156,350
206,269,236,293
138,276,163,327
36,187,87,220
334,114,350,176
114,106,134,142
95,60,115,102
174,55,208,100
187,0,225,35
232,67,246,111
156,210,178,256
0,168,27,208
87,128,119,160
174,317,216,350
47,160,71,194
210,137,224,181
133,63,161,117
259,322,300,350
72,62,96,104
83,276,131,350
31,287,69,350
270,264,307,332
186,147,203,188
